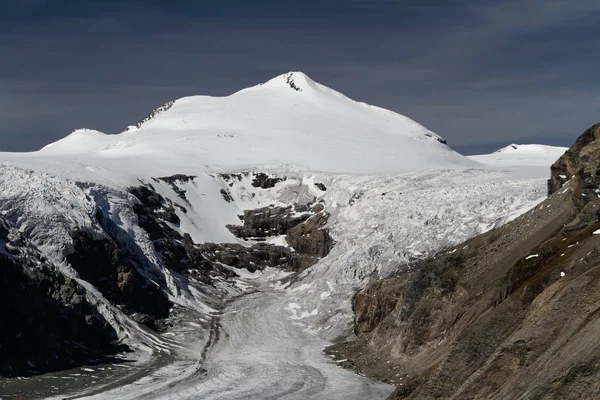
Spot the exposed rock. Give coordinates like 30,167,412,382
548,122,600,196
352,278,406,335
328,123,600,399
227,205,309,239
225,202,333,272
293,203,310,213
314,182,327,191
159,174,196,183
128,184,239,284
285,72,302,92
251,172,284,189
424,131,447,145
220,188,234,203
286,206,332,258
349,191,364,205
67,230,172,331
128,182,331,276
129,185,180,224
133,100,175,129
217,171,285,190
0,217,120,377
198,242,293,273
155,174,196,202
218,173,244,187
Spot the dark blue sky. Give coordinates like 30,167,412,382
1,0,599,154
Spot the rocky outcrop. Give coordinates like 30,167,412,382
314,182,327,191
155,174,196,203
227,205,310,239
133,100,175,129
251,172,283,189
130,185,181,224
286,204,332,259
548,122,600,196
329,123,600,399
67,230,172,331
0,217,120,377
218,172,244,186
220,188,234,203
226,202,333,272
352,277,407,335
285,72,302,92
128,184,238,283
218,171,286,189
198,242,294,273
217,171,333,271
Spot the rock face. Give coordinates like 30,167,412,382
548,122,600,196
285,204,332,259
128,184,238,284
0,217,119,377
329,123,600,399
227,205,309,239
67,230,172,331
133,100,175,129
226,202,333,272
198,242,293,273
251,172,283,189
155,174,196,202
218,171,284,189
218,172,334,271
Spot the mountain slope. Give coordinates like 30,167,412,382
328,123,600,399
32,72,473,175
0,216,121,377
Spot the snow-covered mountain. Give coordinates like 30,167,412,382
0,72,558,399
469,144,567,167
21,71,475,177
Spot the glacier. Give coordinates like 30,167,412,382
0,72,565,399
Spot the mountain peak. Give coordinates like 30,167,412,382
493,144,566,155
469,143,568,168
494,144,520,153
260,71,318,93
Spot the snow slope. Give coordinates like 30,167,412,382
468,144,567,167
33,72,473,175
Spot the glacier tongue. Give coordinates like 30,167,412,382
280,168,548,340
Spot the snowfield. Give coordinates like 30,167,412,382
0,72,564,399
36,72,473,175
468,143,567,167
